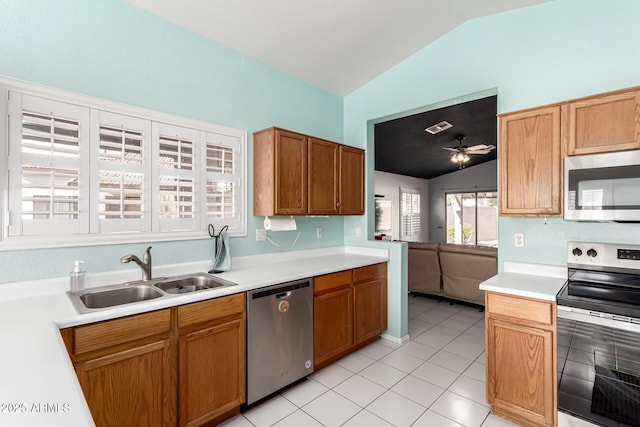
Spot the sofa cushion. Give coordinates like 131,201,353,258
438,243,497,306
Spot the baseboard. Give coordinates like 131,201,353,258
381,333,410,345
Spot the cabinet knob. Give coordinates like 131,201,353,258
336,202,340,208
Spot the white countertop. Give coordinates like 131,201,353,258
0,245,387,427
479,261,567,301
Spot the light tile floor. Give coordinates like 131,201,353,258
221,294,520,427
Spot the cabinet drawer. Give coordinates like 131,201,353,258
178,293,245,329
314,270,352,295
74,309,171,355
486,292,554,326
353,263,386,283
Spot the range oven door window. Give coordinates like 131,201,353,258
557,316,640,427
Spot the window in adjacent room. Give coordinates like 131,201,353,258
400,188,420,241
446,191,497,246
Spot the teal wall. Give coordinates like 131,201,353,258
344,0,640,270
0,0,344,283
343,0,640,338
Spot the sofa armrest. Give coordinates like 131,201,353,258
407,242,442,296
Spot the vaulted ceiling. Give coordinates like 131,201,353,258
123,0,550,96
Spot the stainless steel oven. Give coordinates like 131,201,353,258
557,242,640,427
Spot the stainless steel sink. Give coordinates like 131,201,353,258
79,285,163,309
69,272,237,313
154,273,236,294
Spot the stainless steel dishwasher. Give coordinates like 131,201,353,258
246,278,314,405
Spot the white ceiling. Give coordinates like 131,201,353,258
124,0,549,96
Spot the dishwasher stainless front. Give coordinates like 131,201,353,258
246,278,314,405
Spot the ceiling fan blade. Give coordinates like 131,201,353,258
467,144,491,150
441,147,459,152
468,150,492,155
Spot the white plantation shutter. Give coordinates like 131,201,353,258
203,131,243,231
2,80,246,246
400,188,420,241
8,93,90,236
92,111,151,233
154,123,199,231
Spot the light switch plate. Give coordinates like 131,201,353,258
256,229,267,241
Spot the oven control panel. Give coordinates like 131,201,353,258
618,248,640,261
568,241,640,270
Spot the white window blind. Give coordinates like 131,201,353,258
93,111,151,234
155,123,198,232
8,93,90,237
2,80,246,248
203,131,242,231
400,188,420,241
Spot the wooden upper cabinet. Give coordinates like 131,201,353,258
308,138,339,215
566,89,640,155
253,127,307,216
499,106,562,216
339,145,365,215
254,126,365,216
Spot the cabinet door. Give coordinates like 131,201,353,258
339,146,364,215
499,106,561,216
254,128,307,216
274,129,308,215
486,318,556,427
308,137,339,215
314,287,353,369
75,340,173,427
179,318,245,427
353,277,386,345
567,89,640,155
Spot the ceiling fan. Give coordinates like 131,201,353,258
442,134,495,169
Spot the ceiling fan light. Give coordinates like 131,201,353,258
463,154,470,162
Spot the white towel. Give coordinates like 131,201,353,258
212,229,231,272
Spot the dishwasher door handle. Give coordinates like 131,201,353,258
276,291,292,299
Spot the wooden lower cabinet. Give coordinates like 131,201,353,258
75,339,172,427
314,263,387,369
485,292,557,427
61,294,245,427
177,294,245,427
353,263,387,345
314,270,353,368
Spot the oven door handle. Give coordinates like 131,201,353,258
557,305,640,330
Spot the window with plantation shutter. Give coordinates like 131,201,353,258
93,111,151,234
2,79,246,249
155,123,198,231
400,188,420,241
203,131,243,231
7,93,90,237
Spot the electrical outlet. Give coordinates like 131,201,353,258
514,233,525,248
355,227,362,238
316,227,323,239
256,229,267,241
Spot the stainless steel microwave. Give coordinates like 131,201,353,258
564,150,640,221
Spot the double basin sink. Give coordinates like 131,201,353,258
69,273,237,314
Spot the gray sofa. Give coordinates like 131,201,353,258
408,242,497,306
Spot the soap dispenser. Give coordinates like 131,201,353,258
70,260,85,293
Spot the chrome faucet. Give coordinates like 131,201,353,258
121,246,152,281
